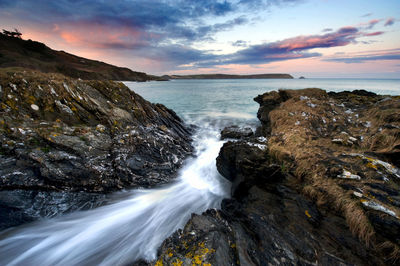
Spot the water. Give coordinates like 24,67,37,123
0,126,230,265
1,78,399,265
126,78,400,123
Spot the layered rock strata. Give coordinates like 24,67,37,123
0,69,193,229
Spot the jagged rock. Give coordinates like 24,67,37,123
220,125,253,140
155,88,400,265
0,69,193,229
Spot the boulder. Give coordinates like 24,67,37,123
220,125,253,140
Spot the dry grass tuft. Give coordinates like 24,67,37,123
260,89,400,260
378,241,400,264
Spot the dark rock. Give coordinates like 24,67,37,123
328,89,377,98
0,69,193,229
155,88,400,265
367,210,400,245
0,190,107,229
220,125,253,140
155,209,239,266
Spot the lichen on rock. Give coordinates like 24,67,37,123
155,88,400,265
0,68,193,229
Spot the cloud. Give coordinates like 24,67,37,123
364,19,380,29
361,13,372,18
1,1,391,72
186,23,389,68
384,18,395,26
192,25,366,67
324,49,400,63
0,1,240,45
363,31,384,37
1,0,301,45
232,40,248,47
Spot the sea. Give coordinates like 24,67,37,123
0,78,399,265
127,78,400,126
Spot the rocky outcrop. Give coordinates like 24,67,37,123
0,68,193,229
155,89,400,265
220,125,253,140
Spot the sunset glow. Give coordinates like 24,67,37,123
1,0,399,77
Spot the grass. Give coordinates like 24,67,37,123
262,88,400,260
0,33,156,81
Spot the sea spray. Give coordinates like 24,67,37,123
0,126,230,266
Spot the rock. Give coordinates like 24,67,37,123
216,139,280,194
0,190,107,229
155,209,238,266
155,88,400,265
0,69,193,229
220,125,253,140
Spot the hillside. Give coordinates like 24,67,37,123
164,73,293,79
0,33,164,81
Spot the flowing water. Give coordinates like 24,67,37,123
0,78,399,265
0,125,230,265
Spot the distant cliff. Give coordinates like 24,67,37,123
164,73,294,79
0,33,164,81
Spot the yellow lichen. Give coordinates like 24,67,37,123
366,162,377,169
172,259,183,266
183,242,215,265
155,259,163,266
192,255,202,265
26,95,36,104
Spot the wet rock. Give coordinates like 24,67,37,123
155,209,238,266
155,88,400,265
0,190,107,229
0,69,193,228
220,125,253,140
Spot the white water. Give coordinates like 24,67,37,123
0,126,230,265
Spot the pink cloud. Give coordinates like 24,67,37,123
363,31,384,37
384,18,395,26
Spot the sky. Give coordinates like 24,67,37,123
1,0,400,78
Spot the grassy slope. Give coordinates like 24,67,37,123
0,34,163,81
